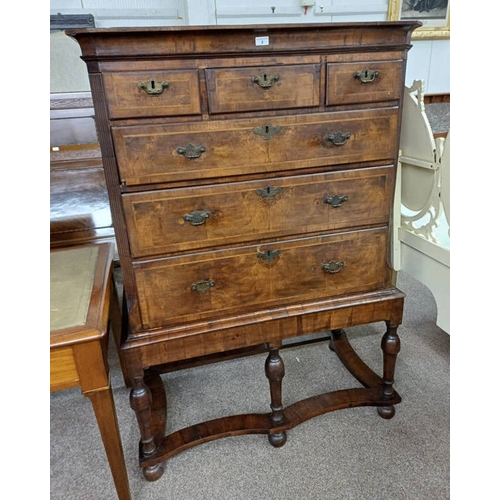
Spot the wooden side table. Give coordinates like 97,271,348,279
50,243,131,500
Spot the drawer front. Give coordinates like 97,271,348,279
50,347,79,390
206,64,321,113
327,60,403,106
103,70,201,119
123,167,393,257
134,228,389,329
113,108,398,186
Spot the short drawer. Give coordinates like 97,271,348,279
327,60,403,106
103,70,201,119
134,227,390,329
123,166,393,257
206,64,320,113
113,107,398,186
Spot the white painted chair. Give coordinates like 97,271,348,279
392,80,450,333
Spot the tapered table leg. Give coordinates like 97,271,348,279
86,387,132,500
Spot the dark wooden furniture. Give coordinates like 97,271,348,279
50,93,116,251
50,145,117,250
67,22,420,481
50,243,131,500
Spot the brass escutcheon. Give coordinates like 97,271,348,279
252,71,280,89
256,185,283,206
324,194,348,208
254,123,282,141
257,248,281,264
353,68,379,84
138,78,169,95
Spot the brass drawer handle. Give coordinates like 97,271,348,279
326,131,351,146
257,248,281,264
353,69,379,84
177,143,206,159
190,280,215,294
322,260,344,274
254,123,282,141
184,210,211,226
138,78,170,95
252,72,280,89
324,194,348,208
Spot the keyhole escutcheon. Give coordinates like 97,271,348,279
252,71,280,89
353,68,379,84
253,123,282,140
138,77,170,95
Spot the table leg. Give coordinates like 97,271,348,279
377,321,401,419
265,344,287,447
86,387,132,500
129,371,165,481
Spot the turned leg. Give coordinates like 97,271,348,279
265,343,287,447
377,322,401,419
129,371,165,481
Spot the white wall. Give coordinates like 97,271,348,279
405,39,450,94
50,0,450,94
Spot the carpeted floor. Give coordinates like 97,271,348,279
50,270,450,500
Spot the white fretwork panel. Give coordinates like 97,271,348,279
392,80,450,334
50,0,188,27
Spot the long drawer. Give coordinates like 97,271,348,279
134,227,390,329
123,166,393,257
112,107,398,186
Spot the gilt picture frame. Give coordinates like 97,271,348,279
387,0,450,39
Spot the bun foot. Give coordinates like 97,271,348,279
377,405,395,420
268,431,287,447
142,462,165,482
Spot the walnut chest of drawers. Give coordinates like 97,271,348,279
68,21,420,481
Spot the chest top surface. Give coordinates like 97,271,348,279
67,22,420,59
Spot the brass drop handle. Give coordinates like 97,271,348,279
354,68,379,84
138,78,170,95
252,71,280,89
322,260,344,274
190,280,215,294
326,131,351,146
177,144,206,159
324,194,348,208
184,210,211,226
